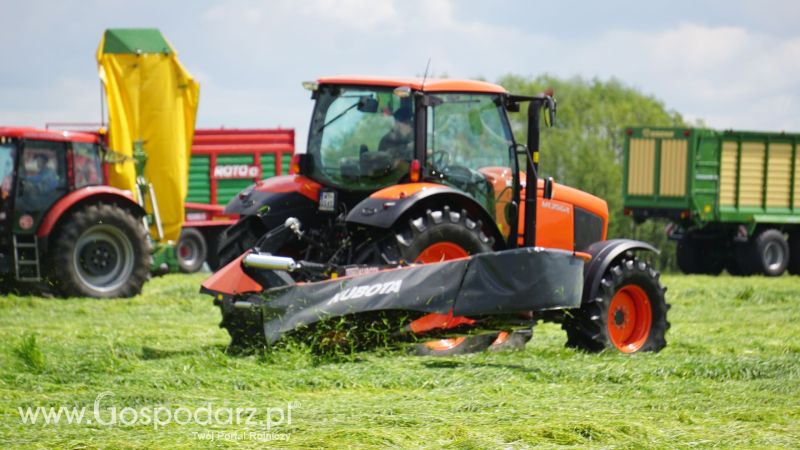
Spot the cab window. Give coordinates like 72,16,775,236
17,140,67,212
426,93,515,234
73,142,103,188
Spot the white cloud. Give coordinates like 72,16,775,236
1,0,798,140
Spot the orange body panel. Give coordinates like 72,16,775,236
517,180,608,250
317,76,507,94
364,172,607,252
253,175,322,202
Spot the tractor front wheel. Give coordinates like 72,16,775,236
49,204,151,298
563,259,669,353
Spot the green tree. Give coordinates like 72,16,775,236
498,74,685,270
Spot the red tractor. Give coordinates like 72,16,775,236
0,128,150,297
212,77,669,354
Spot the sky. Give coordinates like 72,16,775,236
1,0,798,150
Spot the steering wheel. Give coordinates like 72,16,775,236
441,164,476,185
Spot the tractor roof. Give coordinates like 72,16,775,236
0,127,99,143
317,76,507,94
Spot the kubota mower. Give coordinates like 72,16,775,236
203,76,669,354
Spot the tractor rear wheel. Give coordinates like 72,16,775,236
49,204,151,298
216,216,267,270
175,228,207,273
389,207,530,355
563,259,669,353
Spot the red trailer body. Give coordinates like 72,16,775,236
178,128,295,271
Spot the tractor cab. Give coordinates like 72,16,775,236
0,129,103,236
0,128,105,282
303,78,517,238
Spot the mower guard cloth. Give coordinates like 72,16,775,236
227,247,584,344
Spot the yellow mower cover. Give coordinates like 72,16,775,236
97,28,199,241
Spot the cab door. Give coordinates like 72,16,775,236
14,140,68,233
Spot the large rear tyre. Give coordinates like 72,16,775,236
563,259,669,353
49,204,151,298
389,207,526,355
216,217,267,270
175,228,207,273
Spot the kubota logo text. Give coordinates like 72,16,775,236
213,164,261,179
328,280,403,305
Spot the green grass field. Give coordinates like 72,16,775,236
1,273,799,449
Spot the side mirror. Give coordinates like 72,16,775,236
544,96,556,127
544,176,554,199
357,96,379,113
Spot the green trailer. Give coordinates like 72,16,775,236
623,126,800,276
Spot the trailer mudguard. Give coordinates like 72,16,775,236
345,182,503,245
207,247,584,344
582,239,659,303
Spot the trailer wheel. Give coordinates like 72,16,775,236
676,237,724,275
49,204,151,298
563,259,669,353
749,229,789,276
176,228,207,273
788,232,800,275
391,207,527,355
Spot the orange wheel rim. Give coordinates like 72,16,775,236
423,337,467,351
607,285,652,353
491,331,509,346
415,242,468,263
416,242,469,351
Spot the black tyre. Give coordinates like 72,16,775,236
175,228,207,273
395,206,494,263
216,216,267,270
676,238,701,274
676,236,724,275
748,229,789,276
563,259,669,353
204,230,223,271
49,204,151,298
789,232,800,276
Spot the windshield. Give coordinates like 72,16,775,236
426,93,516,236
307,85,414,191
0,143,15,202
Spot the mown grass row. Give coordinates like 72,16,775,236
1,274,799,448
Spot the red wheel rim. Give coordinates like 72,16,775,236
415,242,468,263
607,285,652,353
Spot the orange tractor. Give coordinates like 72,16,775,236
205,76,669,354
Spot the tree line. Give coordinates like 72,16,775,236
498,74,687,271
